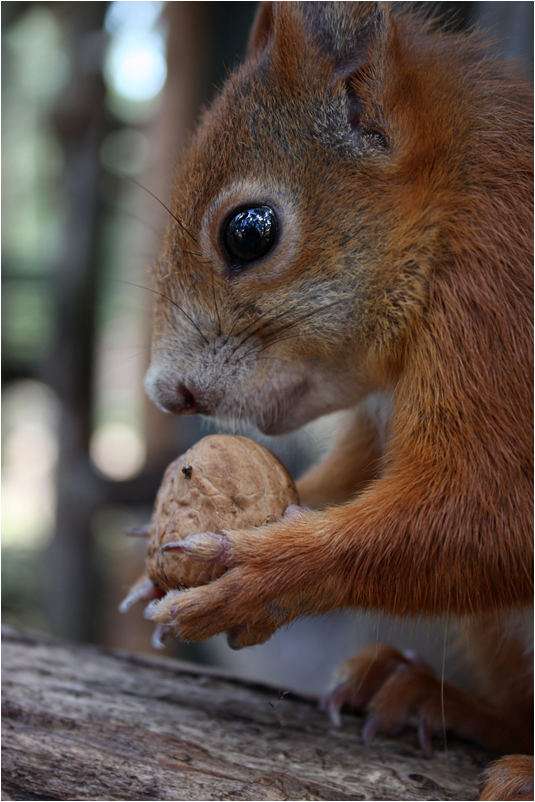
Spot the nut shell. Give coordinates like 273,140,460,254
145,435,299,592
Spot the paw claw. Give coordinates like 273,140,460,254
418,718,433,755
119,580,163,613
320,645,451,753
226,630,243,650
161,533,235,566
318,686,345,727
151,624,172,649
125,525,150,538
361,716,380,743
327,696,342,727
403,649,433,672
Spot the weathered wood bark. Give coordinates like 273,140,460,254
2,625,493,801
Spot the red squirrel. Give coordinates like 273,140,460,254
142,3,533,799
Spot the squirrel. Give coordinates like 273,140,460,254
142,3,533,799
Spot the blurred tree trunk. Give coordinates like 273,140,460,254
44,2,111,641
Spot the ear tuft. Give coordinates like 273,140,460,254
300,1,389,77
247,2,275,60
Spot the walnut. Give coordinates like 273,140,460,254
145,435,299,592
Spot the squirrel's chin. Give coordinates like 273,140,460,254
251,376,312,435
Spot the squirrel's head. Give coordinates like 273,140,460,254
145,2,485,434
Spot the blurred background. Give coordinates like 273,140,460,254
2,1,533,696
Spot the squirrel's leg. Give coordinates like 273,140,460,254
296,394,390,509
319,635,533,756
459,614,533,727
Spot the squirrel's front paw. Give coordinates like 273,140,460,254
144,569,289,647
144,528,294,647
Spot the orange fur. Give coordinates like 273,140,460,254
479,755,534,801
144,3,533,797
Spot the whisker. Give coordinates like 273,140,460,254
223,313,247,344
122,350,153,363
211,271,222,337
221,297,295,350
231,306,278,341
182,250,210,263
113,172,198,245
265,300,343,340
254,332,308,355
229,314,270,353
158,258,221,337
230,305,296,355
221,301,278,346
101,202,164,237
239,300,344,359
119,280,210,345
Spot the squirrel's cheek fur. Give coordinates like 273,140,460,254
144,3,532,796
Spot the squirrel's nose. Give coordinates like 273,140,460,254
164,383,201,415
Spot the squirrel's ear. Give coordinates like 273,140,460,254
247,2,275,60
248,3,390,73
298,1,390,77
248,2,391,140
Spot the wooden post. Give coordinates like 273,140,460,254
2,625,491,801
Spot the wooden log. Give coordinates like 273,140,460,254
2,625,492,801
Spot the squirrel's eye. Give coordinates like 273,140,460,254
224,206,277,266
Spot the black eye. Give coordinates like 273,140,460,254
224,206,277,266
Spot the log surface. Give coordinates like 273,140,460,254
2,625,492,801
